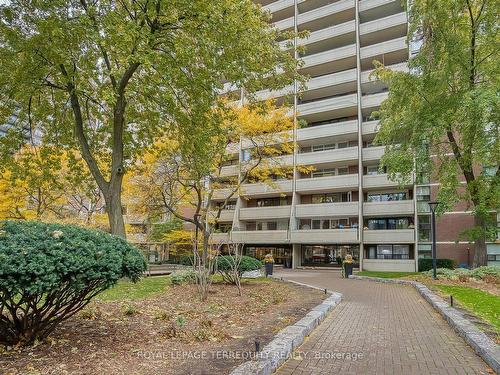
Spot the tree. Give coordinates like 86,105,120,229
0,145,106,226
373,0,499,266
0,0,302,237
130,101,305,299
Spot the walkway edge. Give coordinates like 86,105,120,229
229,278,342,375
349,275,500,373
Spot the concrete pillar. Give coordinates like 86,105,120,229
292,243,301,269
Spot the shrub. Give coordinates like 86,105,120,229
0,221,146,346
471,266,500,280
418,258,454,272
170,269,197,285
216,255,261,284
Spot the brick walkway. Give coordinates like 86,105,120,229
274,269,490,375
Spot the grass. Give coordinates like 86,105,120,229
97,276,170,301
435,285,500,333
356,271,420,279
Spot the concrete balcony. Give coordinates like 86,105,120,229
295,202,359,218
363,200,415,216
298,146,358,165
302,44,357,76
360,37,407,60
362,120,380,136
298,0,355,31
363,229,415,243
298,20,355,55
301,69,357,102
359,0,404,22
363,174,412,188
297,120,358,142
298,93,358,117
296,174,358,193
210,232,230,244
274,16,294,31
263,0,294,14
231,230,288,244
361,92,389,110
291,228,359,243
360,12,407,46
362,146,385,162
241,180,293,197
209,209,235,222
219,165,239,177
239,205,291,220
212,187,235,200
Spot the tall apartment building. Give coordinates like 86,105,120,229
209,0,499,271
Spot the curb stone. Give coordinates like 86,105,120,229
229,278,342,375
349,275,500,373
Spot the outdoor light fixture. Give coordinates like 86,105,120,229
428,201,440,279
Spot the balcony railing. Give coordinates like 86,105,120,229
296,174,358,193
239,205,291,220
363,200,414,216
363,229,415,243
291,228,359,243
231,230,288,244
295,202,359,217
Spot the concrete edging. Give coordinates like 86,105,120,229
229,277,342,375
349,275,500,373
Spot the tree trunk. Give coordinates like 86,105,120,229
105,184,126,238
472,214,488,267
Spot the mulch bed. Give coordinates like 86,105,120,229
0,279,325,375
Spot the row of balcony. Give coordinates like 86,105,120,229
211,228,415,244
267,0,404,31
221,140,386,178
213,173,413,199
214,200,414,222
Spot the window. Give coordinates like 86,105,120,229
312,143,336,152
337,142,348,149
418,244,432,259
312,168,336,178
337,167,349,175
311,192,351,204
488,254,500,261
367,218,412,230
367,192,407,202
418,215,431,241
366,165,380,175
366,245,412,259
416,186,430,201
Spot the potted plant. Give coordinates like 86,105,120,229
342,254,354,278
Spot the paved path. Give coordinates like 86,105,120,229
274,270,491,375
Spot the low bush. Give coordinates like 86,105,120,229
425,266,500,283
0,221,146,346
170,269,197,285
471,266,500,280
418,258,455,272
216,255,262,284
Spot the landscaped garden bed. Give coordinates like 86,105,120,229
0,276,325,375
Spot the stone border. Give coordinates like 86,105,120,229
349,275,500,373
229,277,342,375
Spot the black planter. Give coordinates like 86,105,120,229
265,263,274,277
344,263,353,278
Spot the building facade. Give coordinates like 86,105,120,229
210,0,498,271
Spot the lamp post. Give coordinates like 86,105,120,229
428,201,440,280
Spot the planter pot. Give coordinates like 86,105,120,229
265,263,274,277
344,263,353,278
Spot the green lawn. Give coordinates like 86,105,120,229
356,271,420,279
97,276,170,301
435,285,500,332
